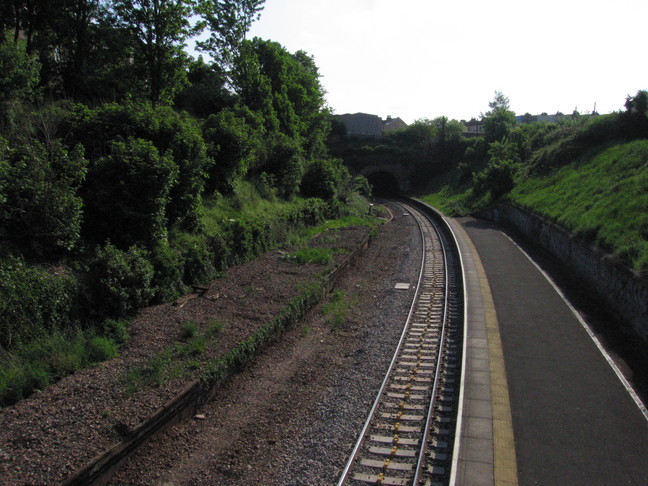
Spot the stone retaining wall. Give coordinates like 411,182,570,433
483,203,648,345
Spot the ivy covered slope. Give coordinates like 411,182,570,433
0,1,373,405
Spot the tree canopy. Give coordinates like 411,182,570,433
482,91,516,143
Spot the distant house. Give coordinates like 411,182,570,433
462,118,483,137
382,116,407,133
335,113,408,138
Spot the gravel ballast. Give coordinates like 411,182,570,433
107,202,423,485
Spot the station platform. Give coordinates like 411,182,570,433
446,215,648,486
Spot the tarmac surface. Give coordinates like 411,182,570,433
449,215,648,486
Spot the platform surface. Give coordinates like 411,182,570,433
451,216,648,486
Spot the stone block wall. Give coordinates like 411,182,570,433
484,203,648,346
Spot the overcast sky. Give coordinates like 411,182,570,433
240,0,647,123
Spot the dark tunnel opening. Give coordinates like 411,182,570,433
365,171,402,196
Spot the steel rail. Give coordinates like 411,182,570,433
336,202,428,486
337,200,463,486
410,203,452,484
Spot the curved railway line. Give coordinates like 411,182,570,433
337,200,465,486
53,199,467,486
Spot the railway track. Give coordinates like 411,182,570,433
337,200,465,486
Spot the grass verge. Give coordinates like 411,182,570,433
510,140,648,273
0,321,126,406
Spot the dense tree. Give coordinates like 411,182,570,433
112,0,195,104
520,113,537,124
262,132,304,198
174,56,234,117
82,137,178,248
38,0,106,98
0,35,40,104
622,90,648,138
472,137,521,199
203,104,263,194
433,116,464,144
67,101,208,229
232,38,327,141
195,0,264,74
482,91,516,143
393,119,435,146
300,158,349,201
230,38,330,196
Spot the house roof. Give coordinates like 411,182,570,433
335,113,408,137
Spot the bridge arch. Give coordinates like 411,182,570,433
358,164,410,195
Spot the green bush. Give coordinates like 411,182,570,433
0,361,50,406
300,158,349,201
87,243,154,319
170,230,216,285
0,35,40,106
101,318,130,344
203,105,263,195
150,241,187,302
472,158,520,199
82,138,178,249
258,134,305,199
67,101,208,230
0,258,79,348
87,336,119,362
0,137,87,257
353,175,372,198
0,329,121,406
471,138,522,200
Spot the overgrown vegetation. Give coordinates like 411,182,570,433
511,140,648,273
123,318,227,395
412,90,648,274
321,289,352,331
0,321,126,406
0,1,375,405
288,246,336,265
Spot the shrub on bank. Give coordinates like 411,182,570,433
85,243,155,320
0,259,79,349
0,329,119,406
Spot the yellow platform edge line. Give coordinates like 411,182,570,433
461,227,519,486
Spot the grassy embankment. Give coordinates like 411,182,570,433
510,140,648,273
420,139,648,275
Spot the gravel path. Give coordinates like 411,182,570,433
107,202,423,485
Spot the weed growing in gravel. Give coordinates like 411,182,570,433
0,328,122,407
179,336,207,357
122,320,228,395
322,290,353,331
180,320,200,340
205,320,227,338
298,215,381,241
284,247,334,265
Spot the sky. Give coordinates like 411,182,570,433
233,0,648,123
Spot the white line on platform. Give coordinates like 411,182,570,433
503,233,648,422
